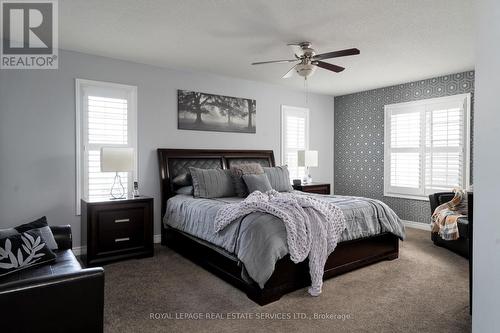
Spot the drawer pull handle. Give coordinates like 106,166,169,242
114,218,130,223
115,237,130,243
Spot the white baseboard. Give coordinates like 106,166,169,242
72,245,86,256
154,234,161,243
403,220,431,231
72,234,162,256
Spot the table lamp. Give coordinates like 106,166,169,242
297,150,318,184
100,147,134,199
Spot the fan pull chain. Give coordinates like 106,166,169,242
304,77,309,105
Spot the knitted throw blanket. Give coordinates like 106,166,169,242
214,190,346,296
431,188,468,241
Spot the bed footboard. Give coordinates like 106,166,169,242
164,226,399,306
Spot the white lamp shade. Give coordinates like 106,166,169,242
297,150,318,167
100,147,134,172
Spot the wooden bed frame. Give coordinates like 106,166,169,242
158,148,399,305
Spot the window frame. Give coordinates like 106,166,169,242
383,93,471,201
75,78,138,215
280,105,310,180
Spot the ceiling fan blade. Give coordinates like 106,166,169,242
314,61,345,73
251,59,298,65
312,48,360,61
282,65,296,79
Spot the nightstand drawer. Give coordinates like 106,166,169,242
96,207,146,253
293,183,331,195
97,228,145,252
97,208,145,233
303,185,330,194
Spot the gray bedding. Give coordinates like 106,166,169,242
164,191,405,288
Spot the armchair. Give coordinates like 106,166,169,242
429,192,472,259
0,225,104,333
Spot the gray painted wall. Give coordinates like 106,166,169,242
473,0,500,329
0,50,334,248
334,71,475,224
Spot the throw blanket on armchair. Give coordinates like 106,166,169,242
431,188,468,240
214,190,346,296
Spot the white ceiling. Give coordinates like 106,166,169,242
60,0,474,96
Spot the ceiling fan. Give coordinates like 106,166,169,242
251,42,360,79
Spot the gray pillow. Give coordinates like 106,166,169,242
175,186,193,195
189,167,235,198
0,216,58,250
242,174,272,193
0,228,18,238
172,173,191,186
230,163,265,197
263,166,293,192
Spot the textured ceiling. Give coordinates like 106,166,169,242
60,0,474,96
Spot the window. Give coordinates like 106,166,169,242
76,79,137,214
281,105,309,180
384,94,470,200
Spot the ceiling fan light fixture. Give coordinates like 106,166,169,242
251,42,359,79
295,63,316,78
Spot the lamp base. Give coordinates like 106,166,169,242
110,173,126,199
302,175,313,184
302,166,312,184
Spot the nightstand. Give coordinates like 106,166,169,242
81,196,154,266
292,182,331,195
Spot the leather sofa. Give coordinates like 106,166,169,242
429,191,473,259
0,225,104,333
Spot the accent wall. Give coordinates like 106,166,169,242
334,71,474,224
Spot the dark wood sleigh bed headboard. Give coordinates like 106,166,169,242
157,148,275,221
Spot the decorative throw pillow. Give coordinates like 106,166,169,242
263,166,293,192
172,173,192,186
189,167,236,198
242,174,273,193
0,229,57,277
0,216,58,250
230,163,265,197
175,186,194,195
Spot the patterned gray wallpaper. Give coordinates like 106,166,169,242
334,71,475,224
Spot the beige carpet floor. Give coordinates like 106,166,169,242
103,228,471,333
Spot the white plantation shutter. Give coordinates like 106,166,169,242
424,101,465,193
389,109,422,194
87,96,128,144
86,95,129,200
384,94,470,200
281,106,309,180
76,79,137,214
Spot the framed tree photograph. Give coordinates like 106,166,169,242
177,90,256,133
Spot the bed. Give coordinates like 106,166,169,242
158,148,403,305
